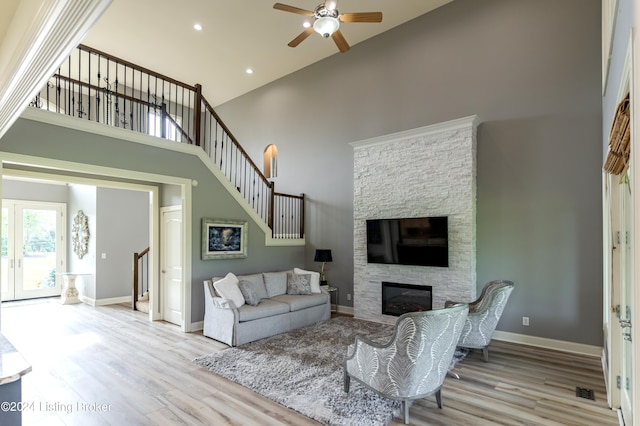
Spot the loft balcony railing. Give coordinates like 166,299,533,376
29,44,304,239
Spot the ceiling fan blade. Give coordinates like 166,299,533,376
332,30,350,52
273,3,314,16
339,12,383,23
288,27,315,47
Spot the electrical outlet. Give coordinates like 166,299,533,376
347,293,352,301
522,316,529,326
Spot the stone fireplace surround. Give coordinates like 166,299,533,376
350,116,479,325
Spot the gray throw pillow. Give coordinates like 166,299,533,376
236,273,268,300
286,272,311,295
238,280,260,306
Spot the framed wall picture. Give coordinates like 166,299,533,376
202,219,248,260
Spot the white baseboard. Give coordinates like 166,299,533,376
336,305,354,316
79,295,132,307
492,330,602,357
79,295,95,306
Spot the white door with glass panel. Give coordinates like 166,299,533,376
1,201,66,301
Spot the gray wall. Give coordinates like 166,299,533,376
2,179,68,202
69,184,97,298
0,117,304,322
216,0,603,345
95,187,149,299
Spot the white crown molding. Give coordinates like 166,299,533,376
0,0,112,140
349,115,480,150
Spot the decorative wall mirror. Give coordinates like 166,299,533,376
72,210,90,259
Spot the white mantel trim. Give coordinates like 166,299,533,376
349,115,480,150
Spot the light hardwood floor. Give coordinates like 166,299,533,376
0,300,619,425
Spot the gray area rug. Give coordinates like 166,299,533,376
194,317,468,426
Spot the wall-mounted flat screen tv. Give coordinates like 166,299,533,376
366,216,448,267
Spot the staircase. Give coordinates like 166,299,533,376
30,44,304,240
133,248,149,312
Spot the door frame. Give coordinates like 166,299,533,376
0,152,193,332
2,199,67,301
604,30,638,423
629,23,640,425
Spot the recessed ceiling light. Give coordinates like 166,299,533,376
303,21,311,28
193,23,202,31
246,68,253,74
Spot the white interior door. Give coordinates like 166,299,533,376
161,207,182,326
604,173,622,408
1,201,65,301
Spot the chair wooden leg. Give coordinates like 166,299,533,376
344,372,350,393
403,400,409,424
436,388,443,408
482,346,489,362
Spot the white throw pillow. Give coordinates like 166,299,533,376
213,272,245,308
294,268,321,293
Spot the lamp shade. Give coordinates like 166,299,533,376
314,249,333,263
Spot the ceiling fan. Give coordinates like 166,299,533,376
273,2,383,53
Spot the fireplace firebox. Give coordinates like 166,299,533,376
382,282,432,316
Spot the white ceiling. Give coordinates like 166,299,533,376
0,0,20,47
80,0,452,106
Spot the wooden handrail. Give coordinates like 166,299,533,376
200,96,271,188
52,73,158,109
77,44,196,91
50,73,194,143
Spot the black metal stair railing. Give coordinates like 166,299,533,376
29,44,304,239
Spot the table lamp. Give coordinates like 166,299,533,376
314,249,333,285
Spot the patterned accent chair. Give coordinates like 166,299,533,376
343,304,469,425
445,280,514,362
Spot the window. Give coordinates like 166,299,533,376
263,144,278,178
148,112,182,142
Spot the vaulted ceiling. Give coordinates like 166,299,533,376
80,0,452,106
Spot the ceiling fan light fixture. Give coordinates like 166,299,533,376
313,16,339,37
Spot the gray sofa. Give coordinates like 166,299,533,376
203,269,330,346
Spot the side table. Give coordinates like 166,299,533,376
58,273,90,305
322,285,338,313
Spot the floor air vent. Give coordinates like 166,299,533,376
575,387,595,401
